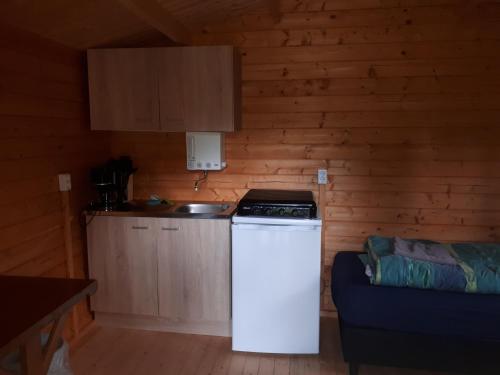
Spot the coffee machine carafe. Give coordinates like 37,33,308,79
90,157,136,211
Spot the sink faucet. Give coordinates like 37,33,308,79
194,170,208,191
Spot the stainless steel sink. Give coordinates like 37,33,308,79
175,203,230,214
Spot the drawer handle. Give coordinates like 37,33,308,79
162,227,179,231
131,226,149,230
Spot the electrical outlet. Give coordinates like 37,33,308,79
58,173,72,192
318,169,328,185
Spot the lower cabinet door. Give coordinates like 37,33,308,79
157,218,230,322
87,216,158,316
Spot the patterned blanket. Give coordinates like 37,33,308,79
359,236,500,294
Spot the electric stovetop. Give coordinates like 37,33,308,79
237,189,317,218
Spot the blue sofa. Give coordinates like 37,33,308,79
331,251,500,375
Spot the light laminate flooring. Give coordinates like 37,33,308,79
71,318,457,375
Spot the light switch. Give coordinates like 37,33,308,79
58,173,72,192
317,169,328,185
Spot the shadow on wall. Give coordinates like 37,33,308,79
356,125,500,244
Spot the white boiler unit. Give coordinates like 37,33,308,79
186,132,226,171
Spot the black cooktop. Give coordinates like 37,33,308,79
237,189,317,218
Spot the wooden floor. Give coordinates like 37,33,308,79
70,318,459,375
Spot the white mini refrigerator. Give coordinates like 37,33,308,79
231,215,322,354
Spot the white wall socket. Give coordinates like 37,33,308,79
58,173,72,192
318,169,328,185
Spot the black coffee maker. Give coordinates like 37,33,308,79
90,157,137,211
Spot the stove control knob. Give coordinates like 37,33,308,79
278,208,286,216
253,208,262,216
292,209,299,217
265,208,273,216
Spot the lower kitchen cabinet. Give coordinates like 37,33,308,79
157,218,230,322
86,216,158,316
86,215,231,336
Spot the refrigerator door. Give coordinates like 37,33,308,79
231,222,321,354
232,214,322,226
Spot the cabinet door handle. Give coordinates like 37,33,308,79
131,226,149,230
161,227,179,231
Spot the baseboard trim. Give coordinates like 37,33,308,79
95,312,232,337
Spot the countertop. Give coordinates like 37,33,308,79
85,200,237,219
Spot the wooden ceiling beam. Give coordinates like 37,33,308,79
116,0,191,45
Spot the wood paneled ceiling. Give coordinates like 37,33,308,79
0,0,269,49
157,0,269,27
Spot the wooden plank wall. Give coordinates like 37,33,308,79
111,0,500,311
0,25,110,332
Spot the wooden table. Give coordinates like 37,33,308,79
0,276,97,375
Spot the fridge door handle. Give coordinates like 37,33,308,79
232,224,320,232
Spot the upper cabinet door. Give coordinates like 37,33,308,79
157,48,185,132
87,48,160,131
181,46,239,132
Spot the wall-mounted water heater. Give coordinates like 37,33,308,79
186,132,226,171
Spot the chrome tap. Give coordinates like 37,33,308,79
194,170,208,191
